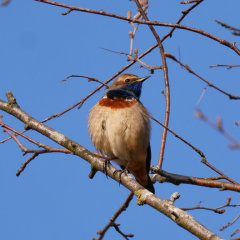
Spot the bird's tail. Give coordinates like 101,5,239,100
145,176,155,194
136,175,155,194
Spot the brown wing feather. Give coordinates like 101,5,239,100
145,144,155,193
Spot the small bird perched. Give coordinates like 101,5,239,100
88,73,154,193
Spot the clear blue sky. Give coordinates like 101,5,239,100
1,0,240,239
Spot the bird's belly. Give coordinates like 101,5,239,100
88,101,150,165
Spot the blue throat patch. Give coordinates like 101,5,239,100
106,81,143,100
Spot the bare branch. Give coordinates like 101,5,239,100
181,0,202,4
231,229,240,240
1,0,10,6
22,0,205,128
61,9,73,15
195,110,240,148
0,116,51,150
210,64,240,69
166,53,240,100
94,192,134,240
151,115,238,188
101,47,162,72
35,0,240,55
0,116,72,176
62,74,109,89
16,153,39,176
220,213,240,231
150,115,206,160
182,197,240,214
128,6,145,56
0,93,223,239
152,168,240,192
195,84,208,107
201,158,238,185
216,20,240,36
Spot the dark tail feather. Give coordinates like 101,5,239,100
145,145,154,193
137,176,155,194
146,175,155,194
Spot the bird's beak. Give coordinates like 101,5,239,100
136,76,150,82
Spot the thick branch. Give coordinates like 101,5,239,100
0,95,222,239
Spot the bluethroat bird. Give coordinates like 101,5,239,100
88,73,155,193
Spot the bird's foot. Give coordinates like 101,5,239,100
93,152,106,158
92,152,116,177
103,159,112,177
103,156,117,177
113,168,130,184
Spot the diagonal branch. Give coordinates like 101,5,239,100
220,213,240,231
22,0,204,127
166,53,240,100
35,0,240,55
93,192,134,240
0,116,72,176
216,20,240,36
0,93,223,240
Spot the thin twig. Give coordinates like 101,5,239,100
231,229,240,240
93,192,134,240
31,0,205,126
1,0,10,6
36,0,240,55
166,53,240,100
3,128,71,176
16,153,39,176
182,197,240,214
113,223,134,240
101,47,162,72
0,116,71,153
201,158,238,185
220,213,240,231
150,115,205,159
0,116,50,150
42,75,114,122
0,0,205,145
195,84,208,107
215,20,240,36
128,10,145,56
134,0,170,169
195,110,240,148
210,64,240,69
62,9,73,15
0,116,72,176
62,74,109,89
181,0,202,3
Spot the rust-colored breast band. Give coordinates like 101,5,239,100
98,98,137,109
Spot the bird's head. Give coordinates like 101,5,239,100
108,73,150,99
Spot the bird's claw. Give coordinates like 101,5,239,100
113,168,129,184
103,159,112,177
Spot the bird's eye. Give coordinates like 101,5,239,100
125,79,131,83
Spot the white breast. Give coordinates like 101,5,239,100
88,100,150,166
